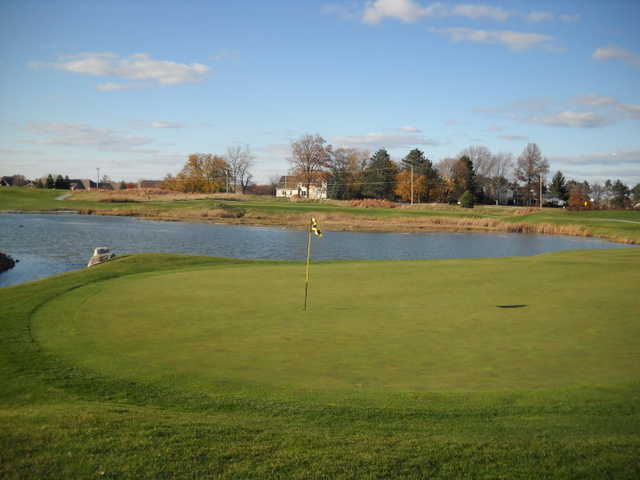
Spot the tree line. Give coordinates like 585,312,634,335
285,134,640,208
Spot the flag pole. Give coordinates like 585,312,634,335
304,218,312,311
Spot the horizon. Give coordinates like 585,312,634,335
1,0,639,185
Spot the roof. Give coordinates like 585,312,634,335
277,176,326,189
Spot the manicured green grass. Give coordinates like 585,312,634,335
2,251,640,478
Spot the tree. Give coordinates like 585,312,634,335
362,149,398,200
459,190,474,208
327,147,367,200
289,134,332,198
514,143,549,206
450,156,475,201
568,183,590,208
460,146,494,177
611,180,630,208
398,148,440,202
167,154,229,193
225,145,254,193
632,183,640,204
119,181,127,190
549,171,568,201
46,174,55,189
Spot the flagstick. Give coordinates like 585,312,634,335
304,219,312,311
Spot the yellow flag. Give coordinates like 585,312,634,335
311,217,323,237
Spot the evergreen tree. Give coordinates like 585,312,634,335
120,181,127,190
459,190,474,208
362,149,398,200
611,180,630,208
549,171,568,201
46,174,55,189
632,183,640,204
450,155,475,200
63,175,71,189
400,148,440,202
54,174,65,189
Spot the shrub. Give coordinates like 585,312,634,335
459,191,474,208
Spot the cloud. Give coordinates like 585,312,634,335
148,121,187,129
593,45,640,69
526,11,554,22
529,111,610,128
429,27,556,51
452,4,510,21
488,124,506,131
362,0,446,24
321,2,361,21
24,122,154,151
550,149,640,167
96,82,145,91
332,132,440,149
497,133,528,141
574,94,640,119
29,52,211,87
398,125,421,132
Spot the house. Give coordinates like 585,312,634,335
543,193,566,207
0,176,12,187
69,179,96,190
138,180,163,189
275,176,327,200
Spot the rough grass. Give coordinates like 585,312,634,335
2,187,639,243
1,251,640,478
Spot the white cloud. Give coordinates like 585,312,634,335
29,52,211,88
526,11,554,22
488,124,506,131
149,121,187,129
321,2,361,21
332,132,439,149
550,149,640,166
25,122,154,151
362,0,446,24
530,111,610,128
497,133,528,141
96,82,145,91
574,94,640,119
398,125,421,132
452,4,510,21
430,27,556,51
593,46,640,69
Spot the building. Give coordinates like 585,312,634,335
68,179,96,190
275,176,327,199
138,180,163,189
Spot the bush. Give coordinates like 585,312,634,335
459,191,474,208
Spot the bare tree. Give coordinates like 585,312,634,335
289,134,332,197
225,145,254,193
435,157,458,179
515,143,549,206
460,145,495,177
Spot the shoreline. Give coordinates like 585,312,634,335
2,208,638,245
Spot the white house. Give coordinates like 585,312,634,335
275,176,327,199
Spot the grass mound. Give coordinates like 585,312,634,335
2,251,640,478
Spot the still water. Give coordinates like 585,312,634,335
1,213,635,288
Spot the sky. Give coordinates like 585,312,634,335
1,0,639,185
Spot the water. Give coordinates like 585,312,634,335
0,213,635,288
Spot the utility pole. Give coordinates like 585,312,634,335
410,164,414,205
539,174,543,209
96,167,100,190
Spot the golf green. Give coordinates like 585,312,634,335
32,249,640,397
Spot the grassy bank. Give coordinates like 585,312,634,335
1,251,640,478
1,186,640,243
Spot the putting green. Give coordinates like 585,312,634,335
32,250,640,396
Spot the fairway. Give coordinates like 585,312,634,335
33,250,640,397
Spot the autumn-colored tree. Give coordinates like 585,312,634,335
450,156,475,200
568,183,590,208
327,147,368,200
394,170,429,202
166,154,230,193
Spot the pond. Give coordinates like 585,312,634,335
0,213,635,288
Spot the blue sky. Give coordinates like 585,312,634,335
1,0,639,184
